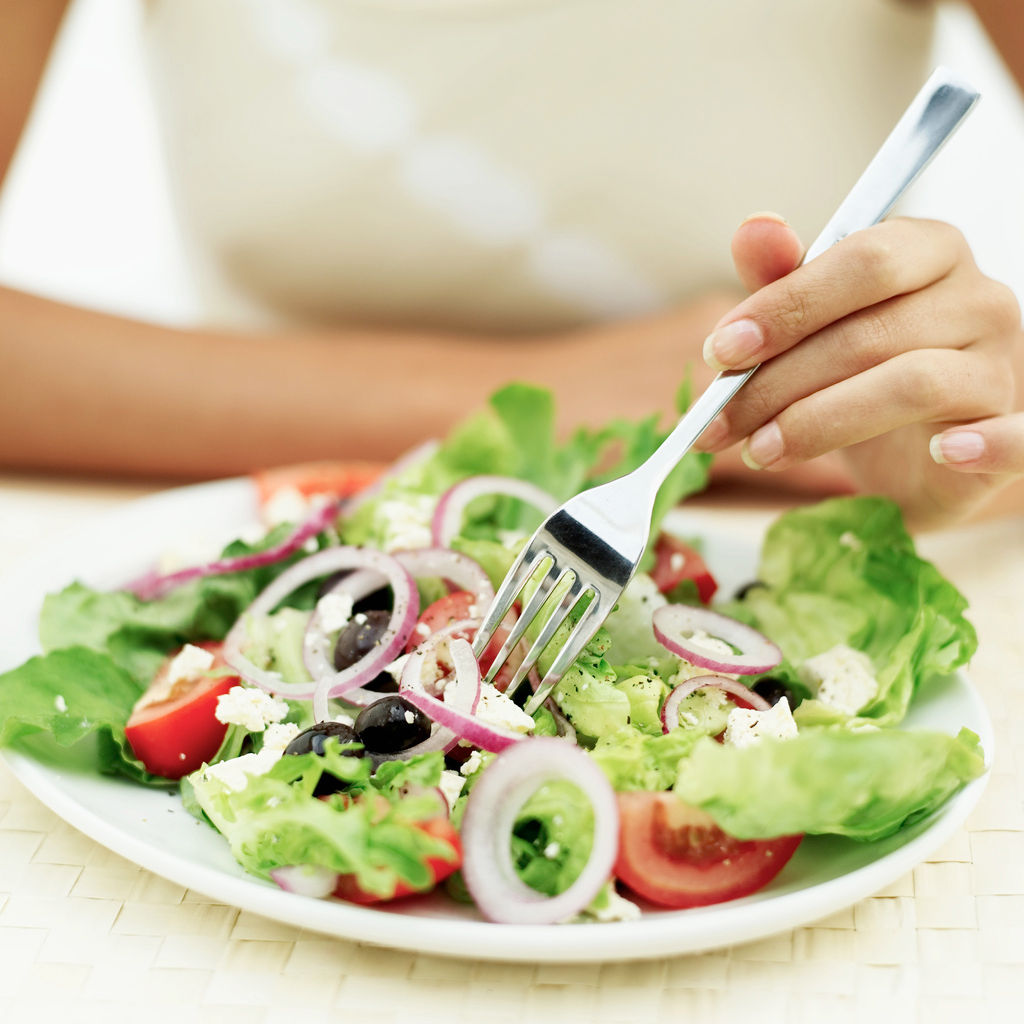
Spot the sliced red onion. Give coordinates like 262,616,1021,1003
269,864,339,899
127,498,343,600
661,674,771,733
431,476,558,548
395,548,494,607
344,439,441,517
460,738,619,924
652,604,782,675
223,547,418,703
401,639,523,754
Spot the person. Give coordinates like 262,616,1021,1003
0,0,1021,531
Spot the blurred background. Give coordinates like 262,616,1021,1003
0,0,1022,331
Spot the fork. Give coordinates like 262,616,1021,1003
472,66,980,716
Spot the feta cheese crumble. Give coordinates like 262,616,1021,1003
723,699,798,749
167,644,216,685
198,722,300,792
438,769,466,810
377,495,436,552
474,682,536,736
133,643,217,712
54,694,67,713
215,685,290,732
460,749,486,777
798,644,879,716
314,592,355,633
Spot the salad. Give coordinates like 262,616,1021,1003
0,383,986,925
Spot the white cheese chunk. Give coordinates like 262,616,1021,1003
215,684,290,732
474,682,536,736
167,643,216,685
315,592,355,634
724,699,798,749
377,495,436,552
799,644,879,716
438,769,466,811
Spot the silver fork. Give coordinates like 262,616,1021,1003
473,66,980,716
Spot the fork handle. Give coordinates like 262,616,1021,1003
630,66,980,495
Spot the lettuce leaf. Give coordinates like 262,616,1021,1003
343,381,711,549
0,646,161,783
186,745,456,894
726,497,977,726
673,726,985,841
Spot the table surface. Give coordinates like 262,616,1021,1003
0,472,1022,1024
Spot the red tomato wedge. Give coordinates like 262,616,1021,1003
125,642,239,779
333,817,463,904
614,792,802,908
650,534,718,605
253,460,385,505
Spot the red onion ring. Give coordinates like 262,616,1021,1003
344,439,441,517
395,548,495,606
460,738,619,924
269,864,339,899
431,476,557,548
661,674,771,733
652,604,782,675
127,498,343,600
223,547,418,703
401,639,523,754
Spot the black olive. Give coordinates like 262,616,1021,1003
284,721,362,796
734,580,769,600
752,676,799,711
362,672,400,693
353,587,393,615
334,610,391,670
354,695,432,753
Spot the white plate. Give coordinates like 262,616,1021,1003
0,479,993,962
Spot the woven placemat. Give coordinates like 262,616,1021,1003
1,490,1021,1023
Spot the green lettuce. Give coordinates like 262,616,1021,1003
0,646,159,783
726,497,977,726
187,745,456,894
673,727,985,841
343,381,711,550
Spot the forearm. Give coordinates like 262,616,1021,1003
0,286,734,480
0,287,529,478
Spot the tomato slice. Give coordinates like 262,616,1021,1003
253,460,385,506
614,792,801,908
124,642,239,779
650,534,718,605
405,591,520,691
333,817,463,904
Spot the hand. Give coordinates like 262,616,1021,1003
695,213,1024,527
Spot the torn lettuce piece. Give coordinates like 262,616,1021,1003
590,725,701,792
725,497,977,727
673,726,985,841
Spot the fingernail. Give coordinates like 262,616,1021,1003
740,210,789,227
742,421,783,470
703,319,764,370
694,413,729,452
930,430,985,465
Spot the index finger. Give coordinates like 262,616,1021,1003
703,218,966,372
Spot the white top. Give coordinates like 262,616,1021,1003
141,0,935,332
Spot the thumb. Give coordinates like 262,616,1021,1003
731,212,805,293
